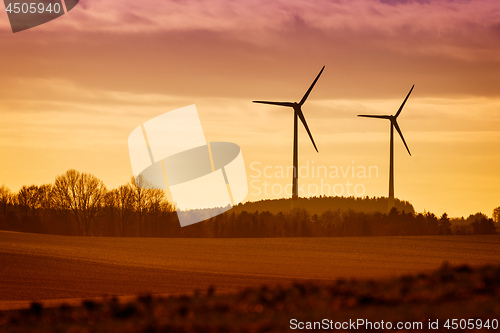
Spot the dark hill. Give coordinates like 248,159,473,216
232,196,415,215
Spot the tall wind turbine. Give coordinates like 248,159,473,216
358,85,414,211
253,66,324,200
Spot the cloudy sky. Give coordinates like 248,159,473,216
1,0,499,217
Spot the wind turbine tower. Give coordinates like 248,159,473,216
358,85,414,211
253,66,325,200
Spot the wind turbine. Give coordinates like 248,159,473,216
253,66,324,200
358,85,414,211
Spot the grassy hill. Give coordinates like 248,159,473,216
232,196,415,215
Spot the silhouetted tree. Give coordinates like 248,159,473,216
465,212,488,225
127,176,173,236
104,184,135,236
493,207,500,224
424,212,439,235
471,217,497,235
145,187,171,236
16,185,43,231
0,185,13,228
129,176,151,236
17,185,42,213
439,213,452,235
52,170,107,236
38,184,53,210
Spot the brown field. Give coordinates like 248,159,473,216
1,231,499,312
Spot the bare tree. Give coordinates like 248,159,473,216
145,187,172,236
38,184,53,210
17,185,43,215
129,176,172,236
105,184,134,236
52,170,107,236
493,207,500,224
0,185,13,225
129,176,149,236
17,186,41,230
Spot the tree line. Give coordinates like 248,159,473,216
0,169,497,237
0,170,174,237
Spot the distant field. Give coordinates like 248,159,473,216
0,231,499,310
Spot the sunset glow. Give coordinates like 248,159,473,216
1,0,499,217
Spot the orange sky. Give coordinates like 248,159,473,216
0,0,499,217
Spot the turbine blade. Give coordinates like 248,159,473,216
297,109,319,152
393,120,411,156
395,85,414,118
299,66,325,106
253,101,295,107
357,115,391,119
